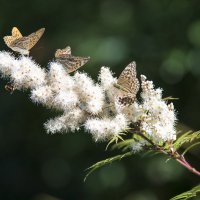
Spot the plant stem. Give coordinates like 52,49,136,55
175,153,200,177
129,128,200,177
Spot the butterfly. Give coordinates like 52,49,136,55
55,46,90,73
3,27,45,55
114,61,139,106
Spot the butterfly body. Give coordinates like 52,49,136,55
4,27,45,55
55,46,90,73
8,39,29,55
115,61,139,106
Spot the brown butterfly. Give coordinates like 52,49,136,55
115,61,140,106
55,46,90,73
3,27,45,55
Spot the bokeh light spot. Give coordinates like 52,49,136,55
186,50,200,76
188,20,200,47
95,37,128,64
160,49,187,84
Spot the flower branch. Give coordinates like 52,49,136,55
0,50,199,199
128,127,200,177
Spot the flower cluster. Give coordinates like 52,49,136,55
139,75,176,142
0,51,177,152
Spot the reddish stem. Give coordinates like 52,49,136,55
130,129,200,177
176,155,200,176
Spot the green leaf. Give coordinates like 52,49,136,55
141,149,162,158
105,133,125,150
84,151,133,182
170,185,200,200
163,96,179,101
111,139,134,151
173,131,200,150
182,141,200,156
173,131,192,149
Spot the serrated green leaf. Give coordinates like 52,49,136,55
165,157,172,163
173,131,200,150
170,185,200,200
140,149,162,158
111,139,134,151
163,96,179,101
84,151,133,182
173,132,191,150
182,141,200,156
105,133,125,150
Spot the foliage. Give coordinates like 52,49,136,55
170,185,200,200
84,151,133,181
173,131,200,151
85,130,200,199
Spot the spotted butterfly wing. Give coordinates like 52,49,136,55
12,27,23,39
55,46,90,73
3,27,23,47
11,28,45,50
55,46,71,58
3,36,15,47
4,27,45,55
116,61,139,106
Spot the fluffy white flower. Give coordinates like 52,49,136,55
115,101,143,123
0,53,46,89
52,90,79,110
99,67,117,107
140,75,162,100
45,108,85,134
44,115,67,134
11,56,46,89
0,51,177,144
131,140,148,153
30,85,54,106
48,62,75,91
98,67,117,90
85,114,128,141
74,72,104,114
139,75,176,142
0,51,17,76
74,72,95,101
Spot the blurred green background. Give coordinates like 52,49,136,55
0,0,200,199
